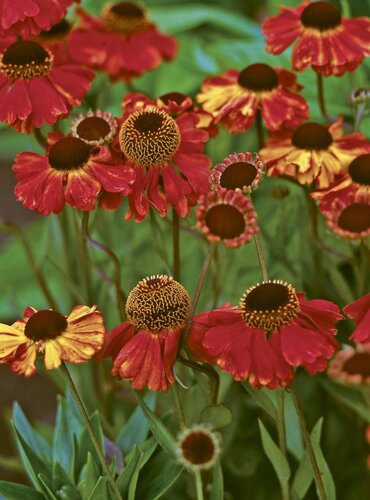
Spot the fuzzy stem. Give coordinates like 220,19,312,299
60,363,122,500
290,387,328,500
249,197,268,281
317,73,329,121
194,470,204,500
81,212,126,321
180,245,213,348
172,209,180,281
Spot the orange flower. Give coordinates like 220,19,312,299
196,64,308,134
0,306,105,376
261,119,370,188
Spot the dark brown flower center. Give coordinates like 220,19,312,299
238,63,279,92
24,310,67,341
337,203,370,233
220,162,258,191
240,281,300,330
119,109,180,167
205,204,246,240
48,137,91,171
301,2,341,31
104,2,149,35
181,431,216,465
292,123,333,150
39,19,71,39
0,40,52,79
159,92,187,105
348,154,370,187
77,117,111,142
125,275,191,331
342,353,370,377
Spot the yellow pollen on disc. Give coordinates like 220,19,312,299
119,108,181,167
125,274,191,331
0,40,52,79
239,280,300,331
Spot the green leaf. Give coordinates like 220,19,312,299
291,418,336,500
200,405,232,429
321,380,370,423
117,392,156,454
12,426,52,492
0,481,45,500
37,475,57,500
133,391,176,457
327,266,355,304
258,420,291,485
116,446,142,495
135,450,183,500
53,396,76,475
75,411,104,479
150,5,260,37
284,392,304,461
79,452,100,499
51,462,80,500
210,462,224,500
242,383,278,421
12,403,52,463
86,477,109,500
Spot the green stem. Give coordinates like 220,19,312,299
317,73,329,121
0,221,58,310
180,245,213,348
254,231,268,282
255,108,264,150
211,244,221,308
357,240,369,297
194,470,204,500
60,363,122,500
290,387,328,500
354,104,365,132
277,390,290,500
171,384,186,429
33,128,47,148
172,209,180,281
82,212,126,322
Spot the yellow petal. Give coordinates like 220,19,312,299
10,344,37,377
0,324,28,360
44,340,63,370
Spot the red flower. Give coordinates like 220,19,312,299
101,275,191,392
69,3,177,81
187,304,234,364
0,39,94,132
196,189,259,248
0,0,74,37
118,100,210,221
344,294,370,343
202,280,341,389
261,119,370,188
33,18,76,64
263,0,370,76
13,134,135,215
196,64,308,134
319,190,370,240
209,152,265,194
0,305,105,377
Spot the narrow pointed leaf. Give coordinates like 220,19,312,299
258,420,290,485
